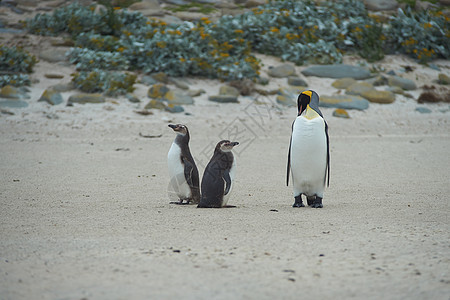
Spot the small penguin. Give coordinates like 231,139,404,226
287,90,330,208
198,140,239,208
167,124,200,204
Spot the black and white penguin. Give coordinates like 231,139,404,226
287,90,330,208
167,124,200,204
198,140,239,208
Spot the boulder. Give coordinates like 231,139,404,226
165,104,184,113
268,64,296,78
68,93,105,104
301,64,372,80
388,76,417,90
148,84,169,99
332,78,356,89
38,88,63,105
345,82,375,96
144,99,166,110
0,85,26,99
164,90,194,105
361,90,395,104
208,95,239,103
320,95,369,110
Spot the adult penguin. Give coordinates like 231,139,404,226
198,140,239,208
287,90,330,208
167,124,200,204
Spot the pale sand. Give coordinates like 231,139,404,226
1,54,449,299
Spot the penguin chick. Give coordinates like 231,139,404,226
287,90,330,208
198,140,239,208
167,124,200,204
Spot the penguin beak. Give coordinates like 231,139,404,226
168,124,177,129
230,142,239,147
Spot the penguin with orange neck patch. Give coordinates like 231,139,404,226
287,90,330,208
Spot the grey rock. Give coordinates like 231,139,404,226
208,95,239,103
287,76,308,87
38,88,63,105
364,0,398,11
320,95,369,110
187,89,205,97
386,86,404,94
365,75,387,86
165,104,185,113
332,78,356,89
68,93,105,104
39,48,69,63
257,76,270,85
145,99,166,110
164,90,194,105
415,107,432,113
148,84,170,99
428,64,441,71
388,76,417,90
0,85,29,99
170,78,189,90
301,64,372,80
0,100,28,108
219,85,240,97
438,73,450,85
268,64,296,78
386,70,396,76
276,95,296,107
345,82,374,96
49,82,75,92
140,75,158,86
126,93,141,103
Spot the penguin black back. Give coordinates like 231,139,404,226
198,140,239,208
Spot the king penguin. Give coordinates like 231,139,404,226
198,140,239,208
167,124,200,204
286,90,330,208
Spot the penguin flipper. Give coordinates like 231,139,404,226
223,169,232,195
286,120,295,186
182,156,196,188
325,121,330,187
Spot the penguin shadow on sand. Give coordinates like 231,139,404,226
167,124,239,208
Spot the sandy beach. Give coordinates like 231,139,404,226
1,48,450,299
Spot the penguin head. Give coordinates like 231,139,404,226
297,90,321,117
168,124,188,136
216,140,239,153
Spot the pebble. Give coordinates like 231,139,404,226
165,104,184,113
332,108,350,118
287,76,308,87
219,85,240,97
208,95,239,103
44,73,64,79
68,93,105,104
415,107,432,113
388,76,417,90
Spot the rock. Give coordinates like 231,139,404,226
415,107,432,113
44,73,64,79
332,108,350,118
148,84,170,99
276,95,296,107
165,104,184,113
0,85,27,99
208,95,239,103
365,75,387,86
49,82,75,92
268,64,296,78
257,76,270,85
245,0,266,8
140,75,158,86
320,95,369,110
331,78,356,89
301,64,372,80
39,48,68,63
438,73,450,85
364,0,398,11
164,90,194,105
345,82,375,96
126,93,141,103
417,90,450,103
38,88,63,105
128,0,161,11
361,90,395,104
170,78,189,90
0,100,28,108
428,64,441,71
229,79,255,96
144,99,166,110
187,89,205,97
386,86,404,95
388,76,417,90
219,85,240,97
151,72,170,84
68,93,105,104
287,76,308,87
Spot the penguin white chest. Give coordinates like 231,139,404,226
290,116,327,197
167,142,191,199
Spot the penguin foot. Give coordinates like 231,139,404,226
311,197,323,208
293,195,305,208
307,196,315,206
170,199,191,205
